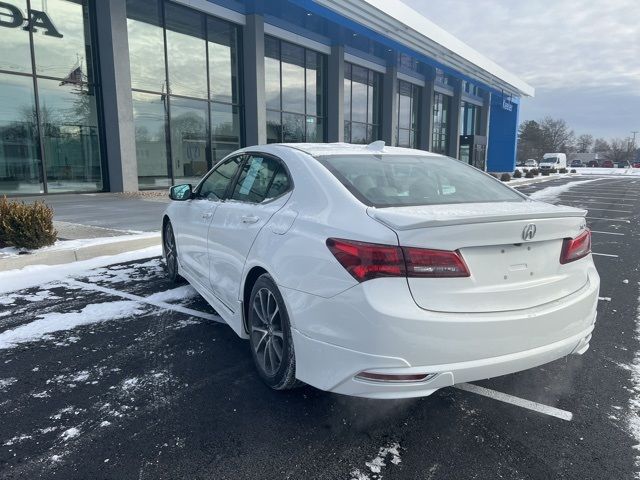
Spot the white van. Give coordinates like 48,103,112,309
539,153,567,171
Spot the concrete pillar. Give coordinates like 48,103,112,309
243,14,266,146
94,0,138,192
326,44,345,142
418,66,435,151
381,65,398,146
448,78,462,158
479,90,491,138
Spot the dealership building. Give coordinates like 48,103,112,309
0,0,534,195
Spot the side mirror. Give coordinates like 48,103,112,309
169,184,193,201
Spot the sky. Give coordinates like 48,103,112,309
401,0,640,141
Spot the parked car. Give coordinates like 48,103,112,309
616,161,631,168
587,160,600,167
633,162,640,168
570,160,585,168
539,153,567,171
524,159,538,168
162,143,599,399
602,160,614,168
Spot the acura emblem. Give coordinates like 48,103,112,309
522,224,537,241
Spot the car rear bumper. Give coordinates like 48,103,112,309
292,323,594,399
283,266,599,399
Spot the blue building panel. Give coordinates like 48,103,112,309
487,95,519,173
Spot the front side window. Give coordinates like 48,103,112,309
265,37,325,144
344,63,381,144
318,154,524,208
197,155,244,200
230,155,291,203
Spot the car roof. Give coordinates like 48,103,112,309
270,142,447,158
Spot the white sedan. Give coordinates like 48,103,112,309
162,143,599,399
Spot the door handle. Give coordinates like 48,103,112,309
241,215,260,224
202,212,213,219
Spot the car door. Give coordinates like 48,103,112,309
207,153,292,311
176,155,244,283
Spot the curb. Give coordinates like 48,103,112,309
0,235,161,272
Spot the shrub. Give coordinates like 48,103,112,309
489,173,499,179
550,168,558,174
525,171,535,178
570,169,577,173
0,196,57,249
530,168,539,176
559,167,568,174
500,173,511,182
542,171,550,176
513,170,522,178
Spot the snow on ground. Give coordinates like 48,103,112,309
0,300,148,350
528,178,602,203
627,288,640,476
0,232,159,259
350,442,402,480
573,168,640,176
0,245,161,295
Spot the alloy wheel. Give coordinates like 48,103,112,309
164,222,177,279
250,287,284,376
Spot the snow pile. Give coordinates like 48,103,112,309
0,300,147,350
0,245,161,295
528,178,602,203
350,442,402,480
573,168,640,176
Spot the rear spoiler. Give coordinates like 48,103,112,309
367,202,587,230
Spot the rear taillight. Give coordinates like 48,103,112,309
403,247,470,278
560,229,591,264
325,238,405,282
326,238,470,282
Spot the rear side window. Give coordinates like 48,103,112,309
317,154,524,207
198,156,244,200
230,155,291,203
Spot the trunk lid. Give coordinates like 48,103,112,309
368,201,590,313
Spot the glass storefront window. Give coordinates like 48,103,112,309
344,62,381,144
0,0,32,74
165,3,207,99
31,0,93,82
132,92,169,189
396,80,420,148
170,97,208,185
126,0,243,187
461,101,481,136
264,36,326,143
0,73,42,194
127,0,166,92
208,16,239,104
432,92,451,155
38,78,102,192
211,102,240,164
0,0,103,195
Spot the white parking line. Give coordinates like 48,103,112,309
591,230,625,236
559,194,638,201
587,217,631,223
592,252,619,258
584,208,633,213
65,280,224,323
454,383,573,421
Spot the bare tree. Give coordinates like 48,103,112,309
593,138,611,153
538,117,575,153
576,134,594,153
608,138,633,163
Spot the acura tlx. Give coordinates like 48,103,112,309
161,142,599,399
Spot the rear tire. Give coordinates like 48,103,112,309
163,220,182,284
248,274,300,390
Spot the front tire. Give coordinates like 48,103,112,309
163,220,182,284
249,274,299,390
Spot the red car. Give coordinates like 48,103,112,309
602,160,614,168
633,162,640,168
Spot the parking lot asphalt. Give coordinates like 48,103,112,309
1,176,639,480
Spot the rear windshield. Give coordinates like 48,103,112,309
317,154,525,207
